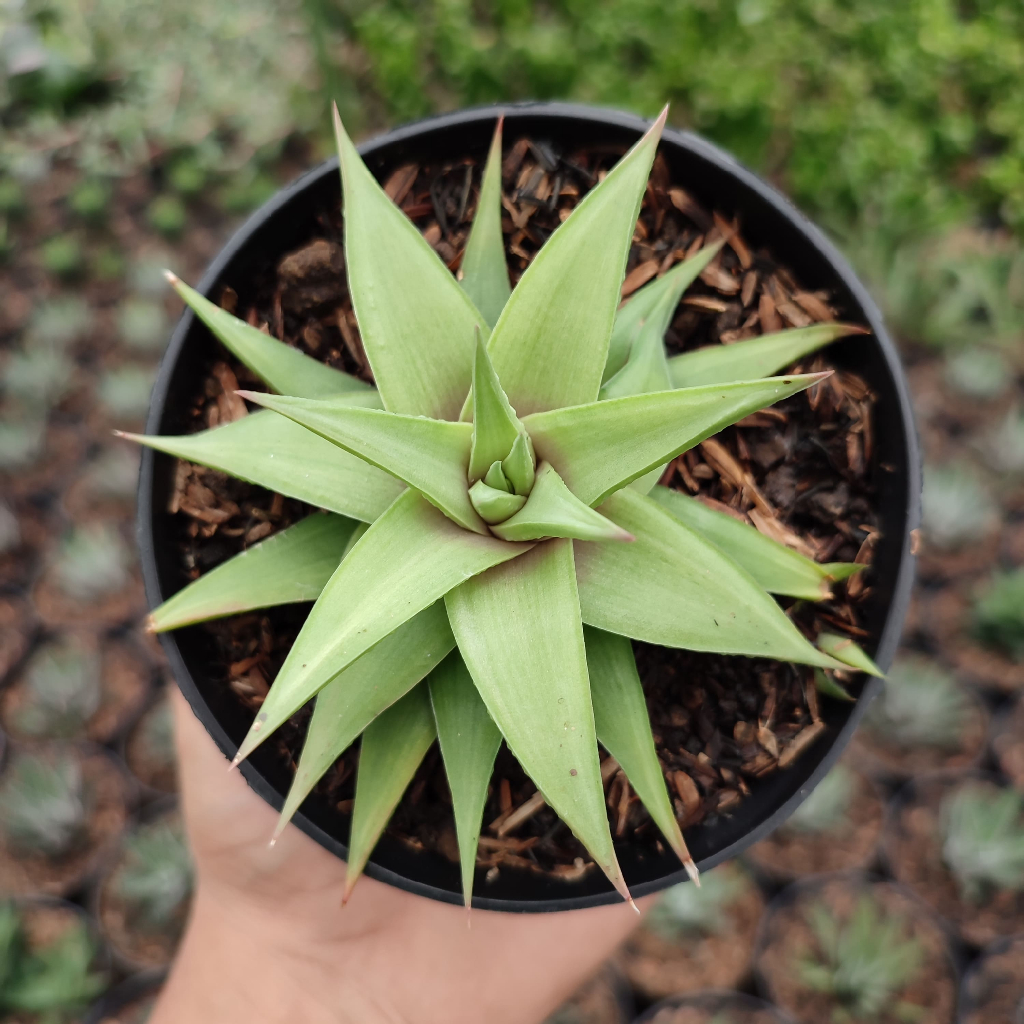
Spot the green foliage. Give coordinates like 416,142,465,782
0,751,91,858
166,152,207,195
0,903,106,1021
68,178,111,222
985,406,1024,476
28,296,93,348
40,234,84,279
117,297,168,351
941,782,1024,901
645,867,746,940
81,445,141,502
943,348,1011,400
796,893,925,1022
98,365,155,418
146,194,187,238
110,820,194,934
135,112,852,907
53,523,132,602
0,417,46,471
2,345,73,406
973,569,1024,660
862,656,971,751
12,639,102,739
784,765,856,836
0,179,26,217
921,464,998,550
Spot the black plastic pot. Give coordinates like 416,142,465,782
83,969,166,1024
137,102,920,911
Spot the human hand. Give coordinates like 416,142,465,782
150,688,648,1024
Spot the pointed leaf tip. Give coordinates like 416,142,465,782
163,269,179,285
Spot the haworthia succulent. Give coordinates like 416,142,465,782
489,462,632,543
232,490,532,765
148,513,358,631
117,411,404,523
238,391,484,534
525,373,829,507
344,684,437,901
446,539,633,905
166,272,378,400
486,109,668,416
650,486,862,601
468,334,528,483
428,651,503,908
604,241,724,383
334,106,486,421
668,323,867,389
459,119,511,330
274,602,455,840
576,489,846,669
584,626,696,881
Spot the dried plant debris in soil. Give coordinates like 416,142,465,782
166,139,880,877
962,935,1024,1024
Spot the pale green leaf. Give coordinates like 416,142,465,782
599,285,675,402
502,432,536,494
428,651,502,908
483,461,511,492
486,109,667,416
334,106,485,420
459,118,511,330
149,513,357,632
233,489,531,764
469,333,526,482
469,480,526,524
649,485,860,601
584,626,695,879
117,411,404,523
814,668,854,701
604,241,724,382
817,632,883,677
238,391,485,534
490,462,634,543
446,539,632,904
525,373,828,507
668,323,867,389
344,684,437,901
166,272,378,400
575,489,845,669
273,602,454,839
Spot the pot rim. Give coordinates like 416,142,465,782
137,100,920,912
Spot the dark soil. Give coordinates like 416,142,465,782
962,935,1024,1024
755,876,957,1024
746,760,884,880
883,773,1024,946
161,135,882,879
0,746,128,897
616,862,764,1000
993,696,1024,792
643,993,790,1024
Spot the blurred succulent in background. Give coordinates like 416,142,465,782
2,343,73,406
921,464,998,550
973,569,1024,661
645,868,746,940
0,902,106,1021
109,819,193,937
29,296,93,348
117,296,168,352
0,417,46,471
943,347,1012,400
68,177,111,223
984,406,1024,476
98,365,155,420
52,524,132,602
796,894,924,1023
146,194,187,238
0,178,26,218
135,698,176,781
0,751,91,858
862,656,971,752
11,638,102,739
130,254,177,298
941,782,1024,902
783,765,856,835
166,151,207,196
40,234,84,279
0,500,20,554
121,109,870,907
78,445,141,502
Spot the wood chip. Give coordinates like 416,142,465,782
496,790,546,837
757,723,779,758
741,271,758,307
749,508,817,559
168,460,190,514
759,290,782,333
683,295,730,313
714,212,752,269
384,164,418,205
211,363,248,422
672,771,701,819
621,259,660,298
668,188,713,231
776,300,814,328
699,259,741,295
793,290,834,322
778,721,827,768
699,438,773,516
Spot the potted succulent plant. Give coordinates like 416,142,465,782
128,102,919,909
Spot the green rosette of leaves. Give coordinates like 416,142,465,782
120,105,879,908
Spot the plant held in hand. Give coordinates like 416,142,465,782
121,106,876,907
